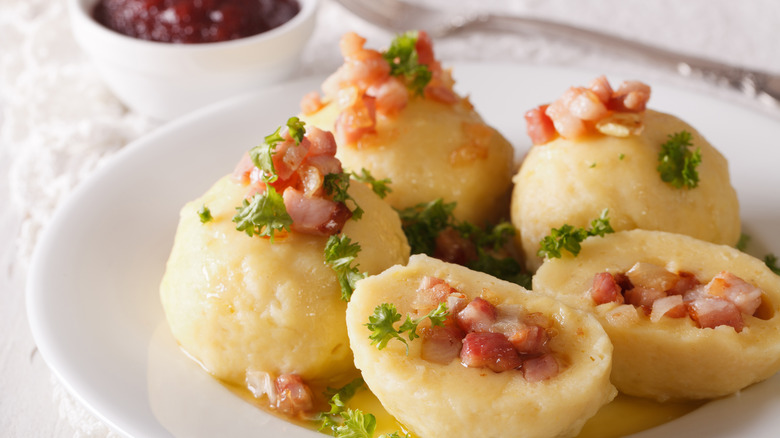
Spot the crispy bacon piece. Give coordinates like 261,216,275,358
624,286,667,315
283,188,352,236
526,76,651,144
456,297,497,333
433,227,478,265
590,272,624,305
507,325,549,356
650,295,687,322
687,297,744,332
460,332,523,372
705,271,763,315
522,353,559,382
245,371,314,417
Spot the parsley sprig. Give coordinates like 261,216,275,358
765,254,780,276
249,117,306,183
657,130,702,189
366,302,449,353
232,187,292,241
396,199,530,288
351,168,392,199
317,378,409,438
198,205,213,223
382,31,432,96
325,235,366,301
538,209,614,259
324,173,364,220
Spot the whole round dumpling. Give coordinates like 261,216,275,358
512,78,740,271
345,254,616,438
533,229,780,401
301,31,514,225
159,126,410,392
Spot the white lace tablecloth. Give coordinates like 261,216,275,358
1,0,778,436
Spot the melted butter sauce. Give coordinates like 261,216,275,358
226,380,703,437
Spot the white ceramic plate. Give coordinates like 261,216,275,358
27,64,780,438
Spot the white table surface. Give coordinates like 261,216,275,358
1,0,779,436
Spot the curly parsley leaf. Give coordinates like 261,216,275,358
324,173,364,220
198,205,213,223
324,235,366,301
382,31,432,96
397,199,456,255
351,168,392,199
367,302,448,353
318,378,367,433
657,130,702,189
232,187,292,241
249,117,307,183
538,209,614,259
765,254,780,276
334,409,376,438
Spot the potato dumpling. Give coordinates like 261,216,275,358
346,254,616,438
533,229,780,401
304,97,514,225
160,176,409,387
512,109,740,271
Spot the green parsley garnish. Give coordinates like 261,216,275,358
198,205,213,223
736,233,751,251
382,31,432,96
334,409,376,438
396,199,530,287
619,153,625,160
538,209,614,259
765,254,780,276
324,173,364,220
366,302,448,353
249,117,307,183
324,235,366,301
351,168,392,199
397,199,456,255
657,130,702,189
318,378,366,433
232,187,292,241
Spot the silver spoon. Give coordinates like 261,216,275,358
334,0,780,112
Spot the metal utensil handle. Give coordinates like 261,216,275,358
459,13,780,109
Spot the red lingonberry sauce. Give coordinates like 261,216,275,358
93,0,300,44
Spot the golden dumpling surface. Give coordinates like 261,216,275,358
304,98,515,225
346,254,616,438
533,229,780,401
512,109,740,271
160,176,409,387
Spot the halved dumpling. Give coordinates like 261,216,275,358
346,254,616,438
533,229,780,401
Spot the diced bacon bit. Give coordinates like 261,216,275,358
507,325,549,356
705,271,763,315
456,297,497,333
589,265,765,331
420,325,465,364
522,353,559,382
525,76,652,145
312,31,458,145
414,277,561,379
687,297,744,332
233,126,352,237
524,105,558,145
590,272,625,305
246,370,314,417
300,91,324,115
460,332,523,372
283,187,352,236
624,287,667,315
433,227,478,265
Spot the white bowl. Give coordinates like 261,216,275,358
68,0,319,120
